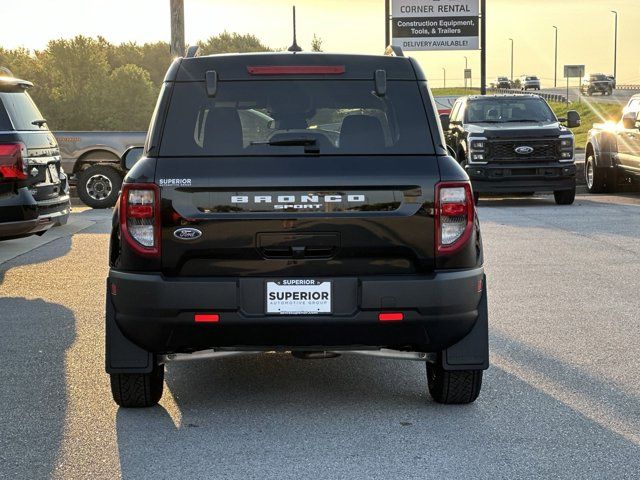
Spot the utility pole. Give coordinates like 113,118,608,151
509,38,514,83
480,0,486,94
443,67,446,88
611,10,618,82
170,0,185,57
553,26,558,88
385,0,390,47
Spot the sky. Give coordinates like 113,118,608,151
1,0,639,87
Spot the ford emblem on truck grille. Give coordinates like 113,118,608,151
174,228,202,240
515,146,534,155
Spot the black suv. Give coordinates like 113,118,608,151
106,49,488,407
0,76,70,240
580,74,613,96
441,94,580,204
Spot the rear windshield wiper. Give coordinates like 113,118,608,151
250,138,317,147
31,118,47,127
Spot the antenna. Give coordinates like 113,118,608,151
287,6,302,52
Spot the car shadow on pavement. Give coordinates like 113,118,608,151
489,330,640,439
0,297,75,479
115,350,640,479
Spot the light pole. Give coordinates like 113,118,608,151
611,10,618,83
464,56,468,89
553,26,558,88
509,38,514,83
443,67,446,88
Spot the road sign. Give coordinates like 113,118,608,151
564,65,585,78
464,68,472,79
391,0,480,51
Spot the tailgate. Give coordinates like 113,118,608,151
157,155,439,277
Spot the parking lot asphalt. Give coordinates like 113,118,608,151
1,194,639,479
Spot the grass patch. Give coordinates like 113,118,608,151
431,87,481,96
548,101,622,149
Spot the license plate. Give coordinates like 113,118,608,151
266,279,332,315
48,164,59,183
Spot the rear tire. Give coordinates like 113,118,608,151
110,364,164,408
554,187,576,205
427,363,483,404
77,165,123,209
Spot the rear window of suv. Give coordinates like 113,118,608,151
159,80,434,156
0,91,47,131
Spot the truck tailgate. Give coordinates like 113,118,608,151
157,155,439,276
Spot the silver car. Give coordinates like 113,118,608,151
520,75,541,91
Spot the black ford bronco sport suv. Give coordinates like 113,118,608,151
440,94,580,204
106,48,488,407
0,76,70,240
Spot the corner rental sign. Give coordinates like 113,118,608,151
391,0,480,51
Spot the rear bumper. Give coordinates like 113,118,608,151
466,162,576,193
106,268,488,371
0,188,70,240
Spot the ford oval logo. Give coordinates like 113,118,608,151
174,227,202,240
515,146,534,155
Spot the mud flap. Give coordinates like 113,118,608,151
105,282,154,374
441,275,489,371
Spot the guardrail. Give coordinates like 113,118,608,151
491,88,568,103
616,85,640,91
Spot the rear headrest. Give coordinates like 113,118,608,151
204,108,243,153
339,115,385,151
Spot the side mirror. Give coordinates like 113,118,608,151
622,111,639,130
439,113,451,131
566,110,581,128
122,147,144,171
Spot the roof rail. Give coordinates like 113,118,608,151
186,45,201,58
384,45,404,57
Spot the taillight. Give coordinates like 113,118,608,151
435,182,474,254
120,183,160,257
0,143,27,182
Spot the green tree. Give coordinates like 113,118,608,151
311,34,323,52
102,64,156,130
138,41,173,86
198,31,272,55
37,36,111,130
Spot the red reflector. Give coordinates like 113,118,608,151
195,314,220,323
441,203,466,216
110,283,117,295
247,65,345,75
378,312,404,322
128,204,153,218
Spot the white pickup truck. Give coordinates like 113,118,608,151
54,131,146,208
